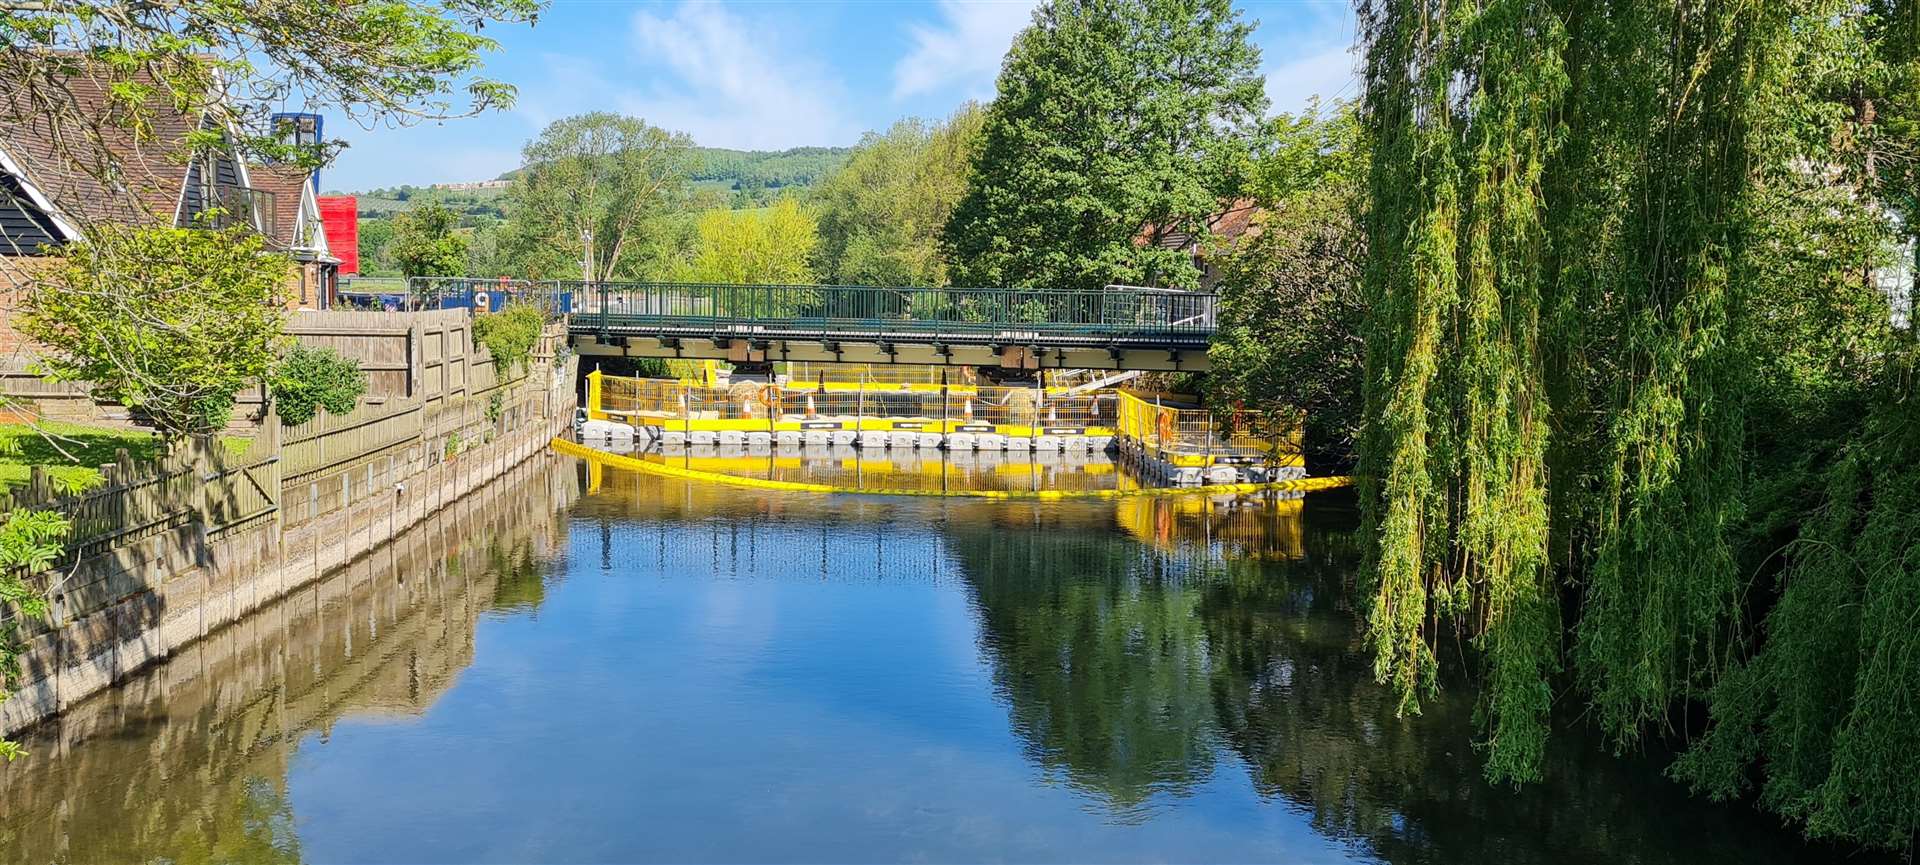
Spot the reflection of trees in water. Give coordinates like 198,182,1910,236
1196,520,1850,865
0,458,575,862
487,532,556,613
948,509,1230,812
955,495,1850,864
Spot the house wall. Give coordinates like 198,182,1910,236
0,254,55,359
283,259,339,311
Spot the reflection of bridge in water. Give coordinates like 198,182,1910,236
575,457,1309,573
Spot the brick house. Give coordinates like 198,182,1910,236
249,163,341,310
0,65,283,353
1133,198,1263,289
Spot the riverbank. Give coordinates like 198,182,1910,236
0,340,578,736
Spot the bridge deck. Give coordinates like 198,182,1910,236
573,283,1217,349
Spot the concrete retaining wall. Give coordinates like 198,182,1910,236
0,384,576,736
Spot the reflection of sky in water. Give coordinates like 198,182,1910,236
285,519,1351,863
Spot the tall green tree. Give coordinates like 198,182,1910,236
674,199,817,286
389,201,469,280
942,0,1268,291
1208,102,1366,473
499,113,699,281
355,217,399,277
813,104,985,285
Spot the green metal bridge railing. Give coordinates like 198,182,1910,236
576,282,1217,343
337,279,1218,343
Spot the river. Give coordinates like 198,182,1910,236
0,454,1880,863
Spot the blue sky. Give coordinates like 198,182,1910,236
322,0,1358,192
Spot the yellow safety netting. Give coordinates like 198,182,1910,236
1113,391,1302,463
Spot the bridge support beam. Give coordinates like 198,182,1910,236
725,338,765,363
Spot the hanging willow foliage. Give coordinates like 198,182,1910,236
1357,0,1919,844
1355,0,1564,782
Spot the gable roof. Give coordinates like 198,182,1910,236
0,59,216,232
1134,198,1263,254
247,163,306,249
247,162,336,263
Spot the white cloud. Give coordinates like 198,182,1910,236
626,2,859,149
1263,41,1358,115
892,0,1039,101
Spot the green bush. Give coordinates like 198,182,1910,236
20,224,289,438
0,508,68,762
271,346,368,426
472,302,545,376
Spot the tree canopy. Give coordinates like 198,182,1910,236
1208,102,1366,473
389,201,470,280
674,199,818,286
499,113,700,282
0,0,537,222
942,0,1268,291
812,105,984,286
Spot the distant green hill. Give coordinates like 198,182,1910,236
328,145,851,217
690,146,851,191
322,184,509,219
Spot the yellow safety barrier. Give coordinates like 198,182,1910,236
1113,390,1303,468
553,437,1350,500
585,372,1306,472
586,369,1121,437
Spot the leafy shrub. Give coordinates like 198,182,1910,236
0,508,69,762
20,225,289,438
471,302,545,375
272,346,368,426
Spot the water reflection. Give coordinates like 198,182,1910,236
0,459,1884,864
0,457,575,862
592,441,1138,492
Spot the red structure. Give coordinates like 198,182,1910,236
317,195,360,274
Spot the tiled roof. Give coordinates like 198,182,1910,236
1206,199,1260,244
0,58,210,229
1134,198,1264,253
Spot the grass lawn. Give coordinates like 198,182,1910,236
0,422,253,494
0,421,163,493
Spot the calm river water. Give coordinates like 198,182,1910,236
0,455,1881,864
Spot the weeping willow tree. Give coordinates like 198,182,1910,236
1357,0,1919,847
1356,0,1566,784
